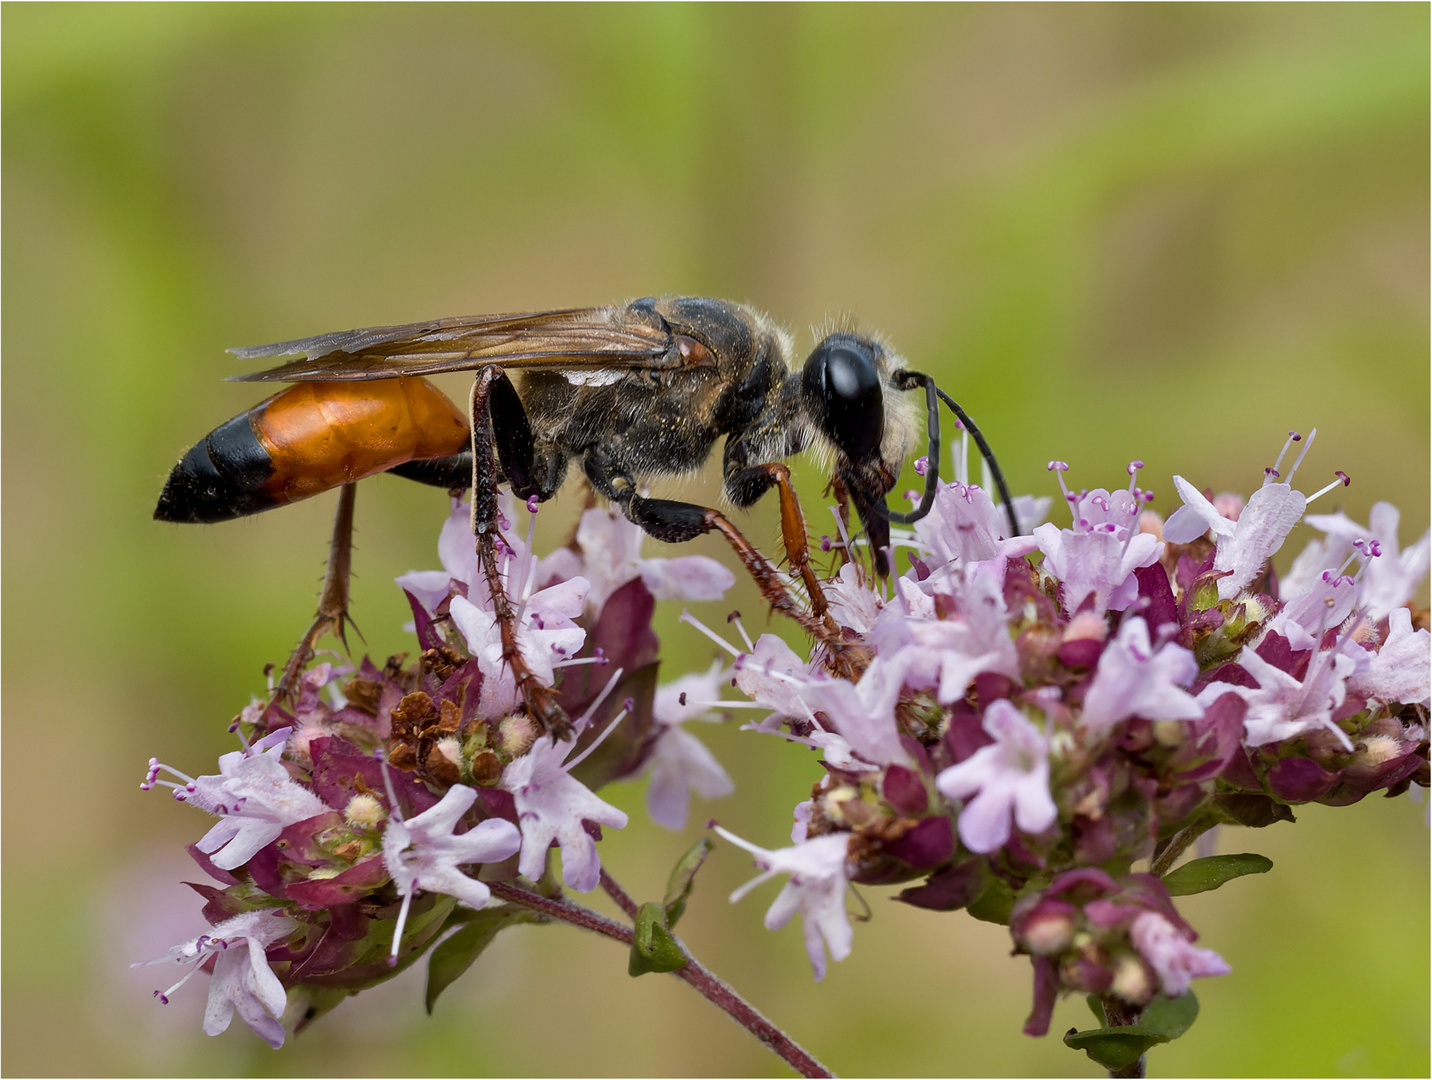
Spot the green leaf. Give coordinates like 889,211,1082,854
425,905,535,1013
1139,990,1199,1039
1163,853,1273,896
662,837,714,927
1064,1027,1166,1071
628,901,688,976
1086,994,1107,1025
1063,993,1199,1071
967,874,1015,925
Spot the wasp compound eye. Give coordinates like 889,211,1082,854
803,337,884,462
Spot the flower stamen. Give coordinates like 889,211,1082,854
1306,469,1353,505
680,609,744,659
727,610,756,653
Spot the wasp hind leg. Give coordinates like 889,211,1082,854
273,482,360,703
471,367,571,737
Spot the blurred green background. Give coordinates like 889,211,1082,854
4,4,1427,1076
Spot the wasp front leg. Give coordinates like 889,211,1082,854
722,462,831,621
273,481,359,702
469,367,571,737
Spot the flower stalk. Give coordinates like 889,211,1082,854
489,878,833,1078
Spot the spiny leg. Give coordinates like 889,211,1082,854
274,481,359,701
743,463,830,621
469,367,570,737
611,482,849,655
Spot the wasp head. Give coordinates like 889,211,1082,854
801,333,922,574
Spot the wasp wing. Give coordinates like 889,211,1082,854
230,306,677,382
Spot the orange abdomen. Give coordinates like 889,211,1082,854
155,377,470,524
255,379,470,501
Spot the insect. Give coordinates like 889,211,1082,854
156,296,1017,728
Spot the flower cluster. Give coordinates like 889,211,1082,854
139,428,1428,1058
702,431,1427,1035
138,500,736,1046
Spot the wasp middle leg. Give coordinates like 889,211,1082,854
469,367,571,736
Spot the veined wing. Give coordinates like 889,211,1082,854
230,306,678,382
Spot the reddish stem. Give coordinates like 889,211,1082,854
600,868,640,918
488,881,832,1078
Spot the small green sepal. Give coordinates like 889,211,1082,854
663,837,715,928
628,901,688,976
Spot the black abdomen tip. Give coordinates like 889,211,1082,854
154,414,278,524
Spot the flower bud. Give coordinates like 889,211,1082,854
1016,899,1079,956
344,793,385,829
424,737,463,785
1150,720,1186,748
1110,953,1154,1004
498,713,540,757
1354,734,1403,768
1212,493,1244,521
1063,611,1108,644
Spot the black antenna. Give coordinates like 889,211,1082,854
933,385,1021,538
868,371,1021,538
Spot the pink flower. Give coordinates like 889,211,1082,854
913,480,1040,570
142,728,326,872
553,506,735,611
1164,431,1352,603
642,664,735,830
716,827,854,981
1349,607,1431,707
869,562,1020,705
500,734,629,892
1293,501,1431,621
449,576,589,716
136,909,299,1049
1034,463,1162,618
382,784,522,958
822,561,883,634
1164,474,1305,601
733,633,823,723
800,655,911,767
936,700,1057,854
1129,911,1231,997
1199,642,1356,751
1263,569,1361,653
1080,616,1202,734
